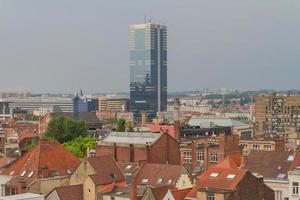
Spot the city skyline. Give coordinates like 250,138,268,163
1,0,300,93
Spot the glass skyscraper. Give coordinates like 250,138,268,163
129,23,167,120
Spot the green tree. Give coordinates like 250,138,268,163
64,137,96,158
127,123,134,132
46,117,87,143
116,119,126,132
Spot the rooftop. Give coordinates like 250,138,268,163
188,117,247,128
102,132,162,145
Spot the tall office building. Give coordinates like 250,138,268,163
129,23,167,120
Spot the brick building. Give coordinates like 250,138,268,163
180,134,242,174
96,131,180,165
186,157,274,200
239,135,285,155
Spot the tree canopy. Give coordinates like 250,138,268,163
64,136,96,158
116,118,126,132
46,117,87,143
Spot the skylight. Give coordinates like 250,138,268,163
27,171,34,178
209,172,219,178
277,174,286,179
20,170,27,177
126,165,132,170
226,174,236,180
142,179,149,184
287,155,294,161
66,169,72,175
157,178,163,184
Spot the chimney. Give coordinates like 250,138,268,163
130,144,135,162
174,120,181,141
113,143,117,160
130,175,137,200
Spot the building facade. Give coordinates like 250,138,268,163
255,93,300,135
129,23,167,120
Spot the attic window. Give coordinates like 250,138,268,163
66,169,72,175
27,171,34,178
157,178,163,184
126,165,132,170
141,179,149,184
226,174,236,180
167,179,173,184
9,171,14,176
20,170,27,177
209,172,219,178
287,155,294,161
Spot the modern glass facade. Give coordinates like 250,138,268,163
129,23,167,120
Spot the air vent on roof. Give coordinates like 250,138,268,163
9,171,14,176
209,172,219,178
167,179,173,184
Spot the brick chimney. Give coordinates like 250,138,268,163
174,120,181,141
130,174,137,200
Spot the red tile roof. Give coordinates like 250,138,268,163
48,184,83,200
0,157,16,168
18,130,39,141
136,163,187,187
172,188,192,200
2,139,80,181
146,124,175,138
88,155,124,186
187,157,248,198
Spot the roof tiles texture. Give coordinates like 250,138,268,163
2,140,80,181
88,155,124,186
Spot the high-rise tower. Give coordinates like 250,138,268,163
129,23,167,120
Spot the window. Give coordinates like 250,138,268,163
226,174,236,180
197,152,204,162
275,191,282,200
253,144,260,149
293,182,299,194
209,172,219,178
264,144,272,151
184,152,192,164
210,153,218,162
207,193,215,200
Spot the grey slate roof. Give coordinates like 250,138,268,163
188,117,247,128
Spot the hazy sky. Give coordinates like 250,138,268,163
1,0,300,93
